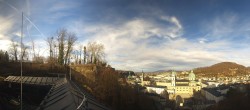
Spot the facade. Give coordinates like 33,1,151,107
140,70,201,95
146,86,166,94
156,70,201,95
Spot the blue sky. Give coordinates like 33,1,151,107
1,0,250,72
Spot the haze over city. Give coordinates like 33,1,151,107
1,0,250,72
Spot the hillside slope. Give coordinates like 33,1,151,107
194,62,248,77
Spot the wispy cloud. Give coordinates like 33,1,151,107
68,15,228,71
49,1,80,12
2,0,250,72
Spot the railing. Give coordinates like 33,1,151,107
76,95,87,110
70,79,110,110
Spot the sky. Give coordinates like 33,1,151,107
1,0,250,72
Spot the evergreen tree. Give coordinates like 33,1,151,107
0,50,3,62
84,46,86,64
5,51,9,62
57,29,66,65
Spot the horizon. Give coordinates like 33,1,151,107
1,0,250,72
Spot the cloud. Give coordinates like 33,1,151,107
2,0,250,72
203,13,238,39
0,16,15,40
68,15,228,72
49,1,80,12
0,39,11,51
75,12,250,71
161,16,182,29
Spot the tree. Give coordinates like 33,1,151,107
57,29,67,65
46,37,53,59
79,45,83,64
0,50,4,62
160,90,169,101
4,51,9,62
46,28,78,65
144,76,150,81
46,35,59,64
20,43,28,60
30,38,39,62
87,41,105,65
64,32,77,65
9,39,19,61
83,46,86,64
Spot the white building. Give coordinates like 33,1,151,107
146,86,166,94
156,70,202,95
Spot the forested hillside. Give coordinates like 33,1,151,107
194,62,248,77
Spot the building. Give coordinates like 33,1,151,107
140,70,151,86
146,86,167,94
156,70,202,95
201,88,225,103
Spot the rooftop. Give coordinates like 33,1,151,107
202,88,223,97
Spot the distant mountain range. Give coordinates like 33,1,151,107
146,62,250,77
194,62,249,77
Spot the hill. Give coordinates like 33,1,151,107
194,62,248,77
247,66,250,71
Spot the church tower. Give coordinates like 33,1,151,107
171,71,176,86
189,70,195,81
141,70,144,81
141,70,145,86
189,70,196,86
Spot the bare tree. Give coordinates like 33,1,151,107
64,32,77,65
46,28,78,65
79,45,83,64
31,39,36,59
87,41,105,65
20,43,28,60
46,37,53,59
9,39,19,61
45,36,58,64
57,28,67,65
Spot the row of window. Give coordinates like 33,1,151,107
176,89,189,92
176,87,190,89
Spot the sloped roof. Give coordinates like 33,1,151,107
4,76,110,110
4,76,59,85
37,78,110,110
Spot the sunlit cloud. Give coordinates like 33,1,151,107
1,0,250,72
68,15,230,71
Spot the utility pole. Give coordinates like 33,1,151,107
20,12,23,110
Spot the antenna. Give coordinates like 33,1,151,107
20,12,23,110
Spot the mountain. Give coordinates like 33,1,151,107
247,67,250,71
194,62,248,77
154,70,169,72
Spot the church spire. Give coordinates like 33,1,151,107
141,69,144,81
